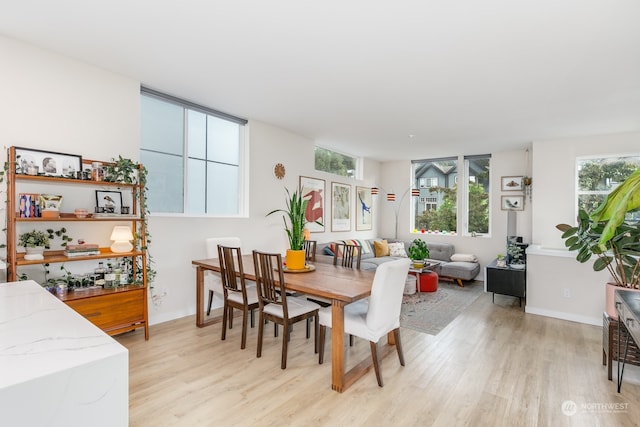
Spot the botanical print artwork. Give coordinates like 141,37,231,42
331,182,351,232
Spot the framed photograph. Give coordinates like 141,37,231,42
95,190,123,214
501,195,524,211
501,176,523,191
355,186,372,231
331,182,351,232
15,146,82,178
299,176,325,233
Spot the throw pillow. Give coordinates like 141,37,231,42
323,246,334,256
451,253,478,262
388,242,408,257
373,239,390,257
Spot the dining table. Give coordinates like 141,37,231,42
191,256,399,392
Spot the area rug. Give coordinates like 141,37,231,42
400,281,483,335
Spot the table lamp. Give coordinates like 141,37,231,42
110,226,134,253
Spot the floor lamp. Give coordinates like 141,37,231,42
371,186,420,239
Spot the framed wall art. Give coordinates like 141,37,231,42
501,195,524,211
299,176,325,233
15,147,82,178
95,190,123,214
331,182,351,232
501,176,523,191
355,186,372,231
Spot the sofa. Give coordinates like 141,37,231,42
315,238,480,287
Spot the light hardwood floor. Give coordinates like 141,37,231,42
116,292,640,426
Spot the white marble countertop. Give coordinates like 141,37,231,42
0,280,127,389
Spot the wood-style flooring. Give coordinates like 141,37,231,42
116,292,640,426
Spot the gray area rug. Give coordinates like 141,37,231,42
400,281,483,335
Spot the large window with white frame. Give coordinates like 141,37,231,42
140,87,247,215
412,154,490,235
577,155,640,216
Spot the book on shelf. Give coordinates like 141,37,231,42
66,244,99,252
64,250,100,257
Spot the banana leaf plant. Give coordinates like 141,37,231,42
557,168,640,288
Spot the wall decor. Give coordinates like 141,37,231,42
501,176,523,191
299,176,325,233
355,186,372,231
95,190,123,214
14,147,82,178
331,182,351,232
501,195,524,211
274,163,286,179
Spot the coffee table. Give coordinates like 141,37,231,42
409,261,441,295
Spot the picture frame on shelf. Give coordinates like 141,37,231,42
331,182,351,232
95,190,123,214
355,186,372,231
299,176,325,233
501,195,524,211
14,146,82,178
501,176,523,191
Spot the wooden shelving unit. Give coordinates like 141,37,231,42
5,146,149,340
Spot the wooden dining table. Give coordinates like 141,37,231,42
191,256,399,392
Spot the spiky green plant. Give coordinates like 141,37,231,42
267,188,321,250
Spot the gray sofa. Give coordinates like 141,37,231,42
315,238,480,286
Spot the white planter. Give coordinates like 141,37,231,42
24,246,45,260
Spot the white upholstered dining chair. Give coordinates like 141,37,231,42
318,257,411,386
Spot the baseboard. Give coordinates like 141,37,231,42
525,305,601,326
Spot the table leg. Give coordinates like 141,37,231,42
331,300,346,392
196,266,205,327
416,271,421,295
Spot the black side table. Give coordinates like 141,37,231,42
485,259,526,307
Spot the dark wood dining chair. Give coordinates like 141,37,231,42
333,242,362,269
252,250,321,369
303,240,317,262
318,258,411,386
218,244,260,350
205,237,244,316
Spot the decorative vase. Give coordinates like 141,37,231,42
606,283,640,319
496,259,506,268
286,249,306,270
24,246,45,260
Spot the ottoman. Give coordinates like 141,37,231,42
410,271,438,292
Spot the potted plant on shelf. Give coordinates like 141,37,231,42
18,230,50,260
496,253,507,268
407,239,429,269
556,168,640,318
267,188,322,270
507,242,525,269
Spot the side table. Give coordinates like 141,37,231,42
602,312,640,381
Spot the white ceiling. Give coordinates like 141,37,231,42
1,0,639,161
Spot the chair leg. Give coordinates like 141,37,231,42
319,325,326,364
393,328,405,366
250,309,255,328
240,308,248,350
274,322,278,337
257,313,264,358
221,302,228,341
349,334,354,346
306,318,311,339
207,290,214,316
370,341,383,387
228,307,234,329
314,313,319,354
281,322,289,369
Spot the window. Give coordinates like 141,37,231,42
412,155,490,235
314,146,359,178
577,155,640,214
140,87,247,215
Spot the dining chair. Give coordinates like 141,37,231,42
333,242,362,269
252,250,321,369
303,240,317,262
205,237,242,316
318,258,411,386
218,244,260,350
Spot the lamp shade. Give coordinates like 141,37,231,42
110,226,134,253
371,187,379,195
386,192,396,202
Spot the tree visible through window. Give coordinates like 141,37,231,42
314,146,358,178
577,156,640,215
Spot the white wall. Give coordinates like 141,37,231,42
526,132,640,325
0,35,382,325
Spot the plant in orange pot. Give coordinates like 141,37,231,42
557,168,640,318
267,188,322,270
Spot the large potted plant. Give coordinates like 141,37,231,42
557,168,640,318
267,188,321,270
